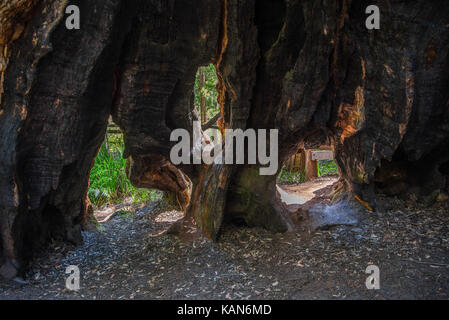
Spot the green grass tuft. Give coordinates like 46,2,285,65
277,166,305,184
277,159,339,184
318,160,339,177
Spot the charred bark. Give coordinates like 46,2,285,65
0,0,139,278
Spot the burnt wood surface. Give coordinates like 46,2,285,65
1,0,448,278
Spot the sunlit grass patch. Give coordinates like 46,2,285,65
88,133,161,208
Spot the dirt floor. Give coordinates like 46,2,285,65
279,176,339,205
1,178,449,300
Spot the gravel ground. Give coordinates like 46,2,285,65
0,192,448,300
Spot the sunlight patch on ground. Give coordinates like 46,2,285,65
278,176,339,205
154,210,184,223
276,185,307,205
94,197,145,223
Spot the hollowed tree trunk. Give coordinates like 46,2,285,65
1,0,448,277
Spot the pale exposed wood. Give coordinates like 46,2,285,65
199,68,206,125
305,150,318,181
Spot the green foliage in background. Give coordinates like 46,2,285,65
318,160,339,176
277,166,306,184
194,64,220,119
277,160,339,185
88,133,161,208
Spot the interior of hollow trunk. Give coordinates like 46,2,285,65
1,1,449,293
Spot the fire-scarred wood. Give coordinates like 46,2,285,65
1,0,449,277
0,0,140,278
